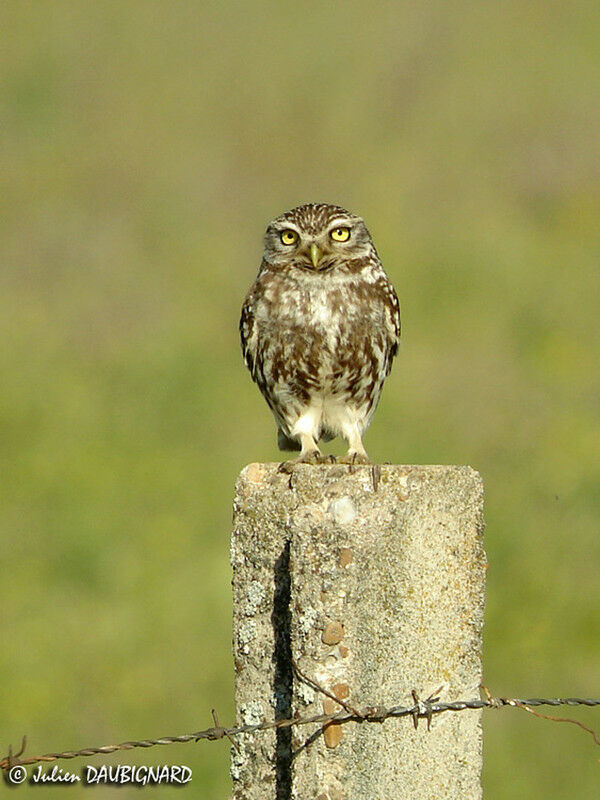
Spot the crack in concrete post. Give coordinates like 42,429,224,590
272,540,293,799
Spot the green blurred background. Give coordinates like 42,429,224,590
1,1,598,797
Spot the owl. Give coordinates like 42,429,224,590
240,203,400,465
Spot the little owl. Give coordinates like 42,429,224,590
240,203,400,464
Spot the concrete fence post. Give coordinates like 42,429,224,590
231,463,486,800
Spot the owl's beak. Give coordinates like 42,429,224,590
309,242,321,269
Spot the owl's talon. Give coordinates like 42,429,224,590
301,449,323,465
326,454,337,464
278,461,296,474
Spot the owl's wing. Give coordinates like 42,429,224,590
381,277,401,375
239,287,257,379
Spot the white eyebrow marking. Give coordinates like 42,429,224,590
328,218,352,229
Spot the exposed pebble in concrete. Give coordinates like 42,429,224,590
322,697,344,748
322,620,345,645
332,683,350,700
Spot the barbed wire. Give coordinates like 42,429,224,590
2,666,599,774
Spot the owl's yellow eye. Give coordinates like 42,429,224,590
280,229,299,246
330,227,351,242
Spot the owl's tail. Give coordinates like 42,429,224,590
320,427,335,443
277,429,301,452
277,427,335,451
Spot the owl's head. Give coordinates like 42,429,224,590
263,203,375,272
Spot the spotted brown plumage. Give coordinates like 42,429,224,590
240,203,400,464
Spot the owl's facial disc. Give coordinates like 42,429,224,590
264,207,372,271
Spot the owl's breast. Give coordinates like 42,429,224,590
258,280,361,353
253,276,388,404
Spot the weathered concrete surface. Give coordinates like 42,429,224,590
231,464,486,800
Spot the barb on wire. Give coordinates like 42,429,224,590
2,688,599,773
211,709,240,753
410,687,443,731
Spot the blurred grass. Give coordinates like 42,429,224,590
1,1,599,797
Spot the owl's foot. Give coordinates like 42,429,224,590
304,449,325,464
278,449,329,473
339,451,371,466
